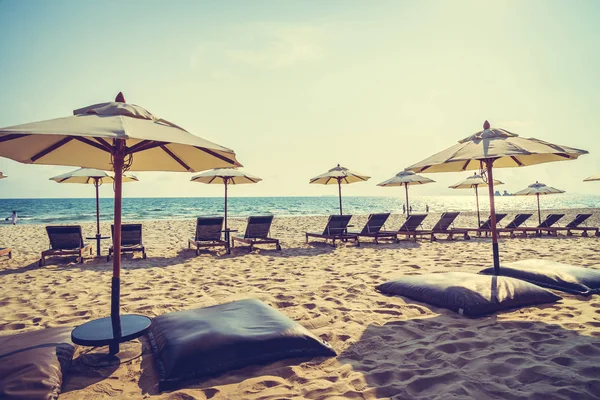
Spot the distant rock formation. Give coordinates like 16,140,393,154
495,190,501,196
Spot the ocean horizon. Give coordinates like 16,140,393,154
1,194,599,225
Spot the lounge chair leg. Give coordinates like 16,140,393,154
39,258,44,267
276,243,282,251
431,234,437,242
464,233,471,240
305,234,308,243
582,231,588,237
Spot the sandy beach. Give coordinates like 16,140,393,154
1,210,600,399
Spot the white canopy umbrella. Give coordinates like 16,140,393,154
191,168,262,236
584,173,600,182
50,168,139,256
309,164,370,215
449,172,504,227
0,172,6,179
406,120,587,274
0,92,242,355
377,170,434,216
513,181,565,225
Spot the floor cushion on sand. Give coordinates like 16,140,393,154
0,326,75,400
480,259,600,296
148,298,337,391
376,272,561,317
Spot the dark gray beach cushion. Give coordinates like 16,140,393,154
480,259,600,296
148,298,337,391
376,272,561,317
0,327,75,400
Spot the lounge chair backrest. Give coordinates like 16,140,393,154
244,215,274,239
538,214,564,228
323,215,352,235
360,213,390,234
479,214,507,229
111,224,142,245
46,225,83,250
504,214,532,229
432,212,460,231
398,214,427,232
195,217,224,241
565,214,592,228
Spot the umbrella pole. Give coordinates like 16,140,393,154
224,179,230,254
94,178,101,257
338,179,343,215
475,185,481,227
536,193,541,225
405,184,410,216
485,159,500,275
110,140,125,354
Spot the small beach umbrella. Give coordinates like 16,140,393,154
584,173,600,182
0,92,242,354
513,181,565,225
406,120,587,274
377,170,434,216
50,168,139,256
0,172,6,179
309,164,370,215
191,168,262,232
449,172,504,227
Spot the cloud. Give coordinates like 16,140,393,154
190,24,325,70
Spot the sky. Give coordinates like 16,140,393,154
0,0,599,199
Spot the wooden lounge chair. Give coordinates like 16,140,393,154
415,212,468,241
0,247,12,259
40,225,92,266
107,223,146,261
511,214,565,237
473,213,508,237
305,215,359,247
392,214,428,241
348,213,392,243
555,214,599,237
188,216,228,255
496,213,533,238
232,215,282,251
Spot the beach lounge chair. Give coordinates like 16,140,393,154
0,247,11,259
496,213,533,238
232,215,282,251
555,214,599,237
473,213,508,237
415,212,468,241
348,213,392,243
305,215,359,247
188,216,228,255
392,214,428,241
511,213,565,237
107,223,146,261
40,225,92,266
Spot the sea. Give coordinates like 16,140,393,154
1,195,599,225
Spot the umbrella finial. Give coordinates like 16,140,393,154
115,92,126,103
483,120,490,130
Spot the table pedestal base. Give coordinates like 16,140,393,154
80,340,145,367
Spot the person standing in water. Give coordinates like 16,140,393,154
402,204,406,214
5,210,17,225
426,204,429,213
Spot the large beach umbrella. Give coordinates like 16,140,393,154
309,164,370,215
584,173,600,182
377,170,434,216
0,92,242,354
449,172,504,227
406,120,587,274
513,181,565,225
191,168,262,232
50,168,139,256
